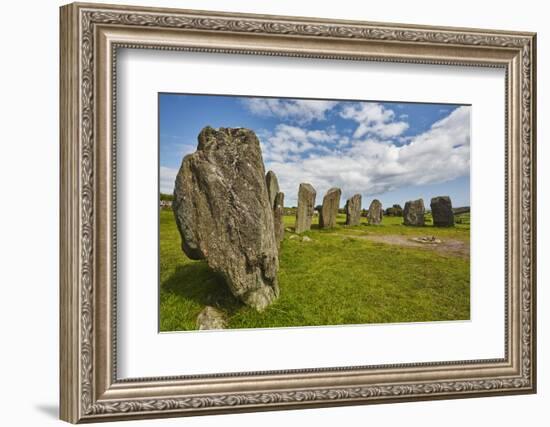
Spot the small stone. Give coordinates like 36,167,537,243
196,306,226,330
295,183,317,233
302,236,313,242
319,188,342,229
403,199,425,226
285,227,293,233
430,196,454,227
289,235,299,240
367,199,383,225
345,194,362,226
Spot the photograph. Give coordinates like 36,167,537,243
158,94,471,331
56,2,536,422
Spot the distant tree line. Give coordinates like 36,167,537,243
385,204,403,217
272,201,469,219
160,193,174,201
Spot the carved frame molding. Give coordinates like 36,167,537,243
60,2,536,423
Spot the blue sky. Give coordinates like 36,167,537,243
159,94,470,209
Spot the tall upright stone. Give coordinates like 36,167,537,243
431,196,454,227
345,194,362,226
403,198,425,226
172,127,279,311
319,187,342,229
273,192,285,246
295,183,316,233
265,170,279,209
367,199,383,225
265,170,284,244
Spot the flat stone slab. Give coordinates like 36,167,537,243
411,236,442,244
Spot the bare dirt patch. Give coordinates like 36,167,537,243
337,233,469,258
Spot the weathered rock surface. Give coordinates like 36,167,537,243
430,196,454,227
403,199,425,226
345,194,362,226
196,306,227,330
273,192,285,246
295,183,316,233
173,127,279,311
265,170,280,209
367,199,383,225
319,187,342,228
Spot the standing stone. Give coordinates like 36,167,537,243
295,183,316,233
273,192,285,246
173,127,279,311
266,171,284,246
431,196,454,227
265,170,280,209
403,199,426,226
345,194,362,226
319,188,342,228
367,199,383,225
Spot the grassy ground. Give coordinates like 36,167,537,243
159,210,470,331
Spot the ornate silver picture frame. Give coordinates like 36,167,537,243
60,2,536,423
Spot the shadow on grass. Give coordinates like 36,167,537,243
162,261,242,313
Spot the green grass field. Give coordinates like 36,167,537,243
160,210,470,331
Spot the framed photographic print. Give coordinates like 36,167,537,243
60,2,537,423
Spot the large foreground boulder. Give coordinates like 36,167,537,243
367,199,383,225
431,196,454,227
173,127,279,311
345,194,362,226
295,183,316,233
403,199,425,226
319,187,342,228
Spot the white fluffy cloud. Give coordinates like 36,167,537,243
160,166,178,194
266,106,470,206
242,98,338,124
260,124,339,162
160,103,470,206
340,102,409,138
